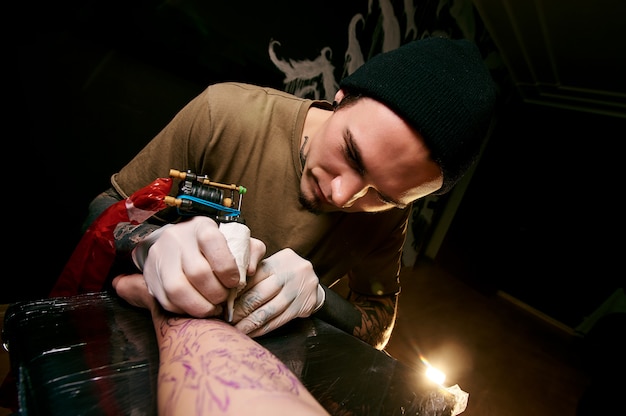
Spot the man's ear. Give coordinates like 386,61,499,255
333,89,346,107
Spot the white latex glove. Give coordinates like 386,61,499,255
219,221,250,322
232,248,325,337
131,216,266,318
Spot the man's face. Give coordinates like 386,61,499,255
299,95,443,214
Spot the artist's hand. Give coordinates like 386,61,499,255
132,216,266,317
112,273,158,312
232,248,324,337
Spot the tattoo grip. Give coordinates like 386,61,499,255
219,221,251,322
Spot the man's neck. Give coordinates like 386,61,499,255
301,106,332,150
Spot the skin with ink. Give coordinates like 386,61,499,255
112,275,329,416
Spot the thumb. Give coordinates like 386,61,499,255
112,273,156,310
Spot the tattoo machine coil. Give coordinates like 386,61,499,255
164,168,247,224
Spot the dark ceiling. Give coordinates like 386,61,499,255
473,0,626,119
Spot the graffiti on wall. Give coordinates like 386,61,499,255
268,0,481,101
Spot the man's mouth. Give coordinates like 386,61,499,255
313,182,323,202
314,180,334,208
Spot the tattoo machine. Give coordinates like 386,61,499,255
164,169,251,322
125,169,249,321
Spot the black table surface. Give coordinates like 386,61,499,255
2,292,457,415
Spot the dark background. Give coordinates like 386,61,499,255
437,97,624,329
9,0,624,332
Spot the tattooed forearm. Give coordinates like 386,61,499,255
312,287,397,349
152,313,329,415
113,222,160,254
350,293,398,350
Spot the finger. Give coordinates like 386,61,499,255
143,252,185,314
236,295,290,337
245,294,302,338
233,275,292,334
112,273,156,310
246,238,267,276
243,257,274,289
192,217,241,288
231,273,280,322
148,254,222,318
179,244,231,306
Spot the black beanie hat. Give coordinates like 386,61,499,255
339,36,496,195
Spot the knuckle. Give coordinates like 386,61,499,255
195,223,220,242
207,289,229,305
184,262,212,280
250,238,267,255
238,316,262,334
211,261,238,279
160,300,183,315
162,280,187,298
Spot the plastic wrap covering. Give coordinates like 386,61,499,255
50,177,173,297
3,292,462,415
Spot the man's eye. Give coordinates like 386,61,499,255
344,145,356,164
344,145,364,175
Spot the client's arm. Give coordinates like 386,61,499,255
112,274,329,416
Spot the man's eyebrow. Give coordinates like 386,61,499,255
345,130,366,175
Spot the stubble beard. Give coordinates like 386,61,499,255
298,190,322,215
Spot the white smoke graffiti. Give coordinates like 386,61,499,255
376,0,402,52
268,0,410,100
267,40,338,101
344,14,366,78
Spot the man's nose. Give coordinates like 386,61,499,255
330,175,368,208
